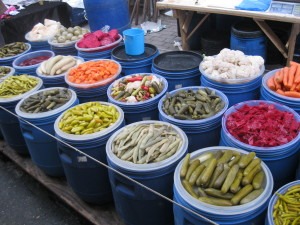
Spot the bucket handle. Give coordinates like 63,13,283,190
58,148,72,164
115,179,135,198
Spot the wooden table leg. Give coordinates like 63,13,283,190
287,23,300,66
135,0,140,25
176,10,190,50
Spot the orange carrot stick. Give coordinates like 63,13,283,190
267,76,276,91
286,65,297,89
282,67,289,88
284,91,300,98
275,69,284,84
276,89,285,96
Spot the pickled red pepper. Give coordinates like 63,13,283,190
226,103,300,147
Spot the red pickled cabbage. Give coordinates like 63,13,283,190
78,29,119,49
226,103,300,147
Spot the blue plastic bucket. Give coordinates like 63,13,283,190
112,43,159,76
220,100,300,190
106,120,189,225
158,86,229,152
28,41,51,51
0,43,31,67
50,44,77,56
152,51,202,91
12,50,55,76
15,88,79,176
36,56,84,88
83,0,130,33
266,180,300,225
123,28,145,55
107,73,168,124
173,146,274,225
78,48,112,61
200,71,263,107
230,20,266,60
0,76,43,154
65,59,121,103
54,102,124,204
260,69,300,114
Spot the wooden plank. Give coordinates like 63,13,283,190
182,11,193,34
176,10,190,50
0,141,124,225
186,13,210,41
254,19,288,58
156,0,300,24
287,23,300,66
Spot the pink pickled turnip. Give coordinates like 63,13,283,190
99,36,114,46
108,29,119,40
226,103,300,147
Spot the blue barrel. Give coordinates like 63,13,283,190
65,59,121,103
158,86,228,152
0,43,31,67
0,76,43,155
112,43,159,77
107,73,168,124
78,48,112,61
12,50,55,76
15,88,79,176
173,146,273,225
36,56,84,88
50,44,77,56
266,180,300,225
54,102,124,204
261,69,300,114
152,51,202,91
83,0,130,33
220,100,300,190
106,120,188,225
200,66,264,107
230,20,266,60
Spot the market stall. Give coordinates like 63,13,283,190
156,0,300,65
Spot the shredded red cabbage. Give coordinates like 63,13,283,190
226,103,300,147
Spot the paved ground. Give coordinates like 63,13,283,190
0,12,178,225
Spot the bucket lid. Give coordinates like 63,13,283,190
153,51,203,72
112,43,158,62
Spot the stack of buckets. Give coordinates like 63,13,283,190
12,50,55,76
0,76,43,155
106,120,189,225
173,146,274,225
260,69,300,114
15,88,79,177
152,51,202,91
0,43,31,67
107,73,168,124
158,86,229,152
54,102,125,204
220,100,300,190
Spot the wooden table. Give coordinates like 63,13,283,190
156,0,300,65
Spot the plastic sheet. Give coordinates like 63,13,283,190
236,0,271,11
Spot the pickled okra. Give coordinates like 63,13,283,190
0,42,28,58
112,123,183,164
58,102,119,135
180,150,265,206
162,88,225,120
0,75,38,98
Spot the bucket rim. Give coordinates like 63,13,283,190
222,100,300,151
174,146,274,216
0,66,15,82
107,73,168,107
0,43,31,62
12,50,55,70
54,101,124,141
158,86,229,125
0,76,43,103
64,59,121,89
267,180,300,225
36,56,84,79
262,69,300,103
106,120,188,172
15,87,78,119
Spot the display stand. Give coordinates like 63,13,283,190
0,140,124,225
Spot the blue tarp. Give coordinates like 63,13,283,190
236,0,272,11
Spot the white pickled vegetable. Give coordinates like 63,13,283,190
200,48,264,80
